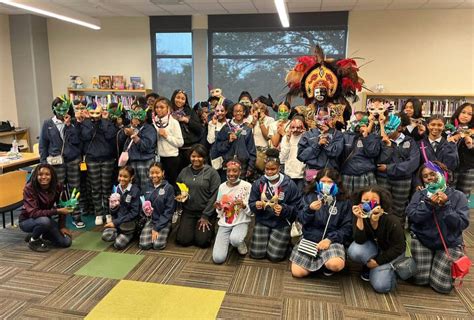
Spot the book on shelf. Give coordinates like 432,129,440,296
366,97,467,119
68,94,137,110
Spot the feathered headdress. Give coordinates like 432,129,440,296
285,45,365,105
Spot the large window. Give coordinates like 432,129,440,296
209,30,346,104
154,32,193,100
208,12,348,104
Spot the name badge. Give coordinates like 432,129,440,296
241,130,247,136
402,141,410,149
357,140,363,148
278,192,285,201
125,195,132,203
159,189,165,196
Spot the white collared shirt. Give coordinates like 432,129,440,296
52,116,65,140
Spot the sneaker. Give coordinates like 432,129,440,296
72,218,86,229
95,216,104,226
28,238,50,252
105,214,112,224
237,242,248,255
360,266,370,282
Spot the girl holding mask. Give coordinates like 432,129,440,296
280,116,307,191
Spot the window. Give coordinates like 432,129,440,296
208,12,348,104
154,32,193,100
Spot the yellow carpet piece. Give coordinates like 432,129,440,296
86,280,226,320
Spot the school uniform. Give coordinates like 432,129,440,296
297,128,344,170
406,187,469,293
290,194,352,272
39,117,84,216
80,118,118,217
454,138,474,198
248,174,301,262
139,180,176,250
377,133,420,219
268,120,290,148
102,183,141,250
340,132,381,193
153,115,184,188
414,137,459,188
215,120,256,180
119,122,158,192
280,134,305,191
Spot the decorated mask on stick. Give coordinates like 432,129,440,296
176,182,189,203
129,109,147,122
108,103,123,120
53,95,71,117
384,114,401,135
109,186,121,209
140,196,154,217
88,103,103,120
59,188,80,209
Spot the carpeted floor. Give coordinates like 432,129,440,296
0,209,472,319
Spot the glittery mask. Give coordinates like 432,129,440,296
88,104,103,119
53,96,71,116
384,114,402,135
129,109,147,121
107,103,123,120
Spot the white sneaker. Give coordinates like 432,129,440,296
237,242,248,255
95,216,104,226
105,214,112,224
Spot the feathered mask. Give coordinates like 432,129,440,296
285,45,365,105
384,114,401,135
87,102,103,119
129,109,147,122
107,103,123,120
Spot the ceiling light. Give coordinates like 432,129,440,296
0,0,101,30
274,0,289,28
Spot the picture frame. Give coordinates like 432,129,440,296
130,76,142,90
112,75,125,90
99,75,112,89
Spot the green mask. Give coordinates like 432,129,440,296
108,103,123,120
129,109,147,122
53,96,71,116
277,111,289,120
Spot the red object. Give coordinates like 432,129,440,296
294,56,317,73
336,58,359,70
342,78,362,91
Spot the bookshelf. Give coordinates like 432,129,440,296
0,128,31,152
67,88,152,109
360,92,474,118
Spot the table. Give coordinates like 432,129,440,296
0,152,40,174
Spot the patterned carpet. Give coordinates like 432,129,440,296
0,210,472,319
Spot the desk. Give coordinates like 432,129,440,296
0,152,40,174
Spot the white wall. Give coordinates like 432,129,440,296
348,9,474,108
0,14,18,125
48,17,152,97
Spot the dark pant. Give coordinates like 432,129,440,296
175,211,215,248
19,217,72,248
161,156,180,192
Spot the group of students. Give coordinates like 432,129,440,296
19,90,472,295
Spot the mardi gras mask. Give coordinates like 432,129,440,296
215,105,226,116
302,64,338,100
210,88,222,97
424,162,447,195
53,96,71,116
129,109,147,122
107,103,123,120
88,104,103,120
239,99,252,108
367,101,390,118
315,114,331,128
360,200,379,219
277,105,290,120
384,114,401,135
73,100,87,112
328,103,345,125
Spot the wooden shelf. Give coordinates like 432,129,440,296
0,128,31,152
365,92,473,98
67,88,152,95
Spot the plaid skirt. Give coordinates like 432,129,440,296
290,242,345,272
342,172,377,194
454,168,474,197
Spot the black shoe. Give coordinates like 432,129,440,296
24,233,32,243
360,266,370,282
322,266,334,277
28,238,50,252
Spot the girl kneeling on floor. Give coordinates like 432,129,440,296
406,161,469,294
248,149,301,262
212,159,253,264
139,162,175,250
347,186,406,293
290,168,352,278
102,166,141,250
20,164,73,252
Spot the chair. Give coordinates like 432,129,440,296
0,170,27,228
33,143,39,155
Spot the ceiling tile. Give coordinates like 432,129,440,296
321,0,357,6
387,0,427,9
220,2,258,13
288,2,321,10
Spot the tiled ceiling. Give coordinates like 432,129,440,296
0,0,473,16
